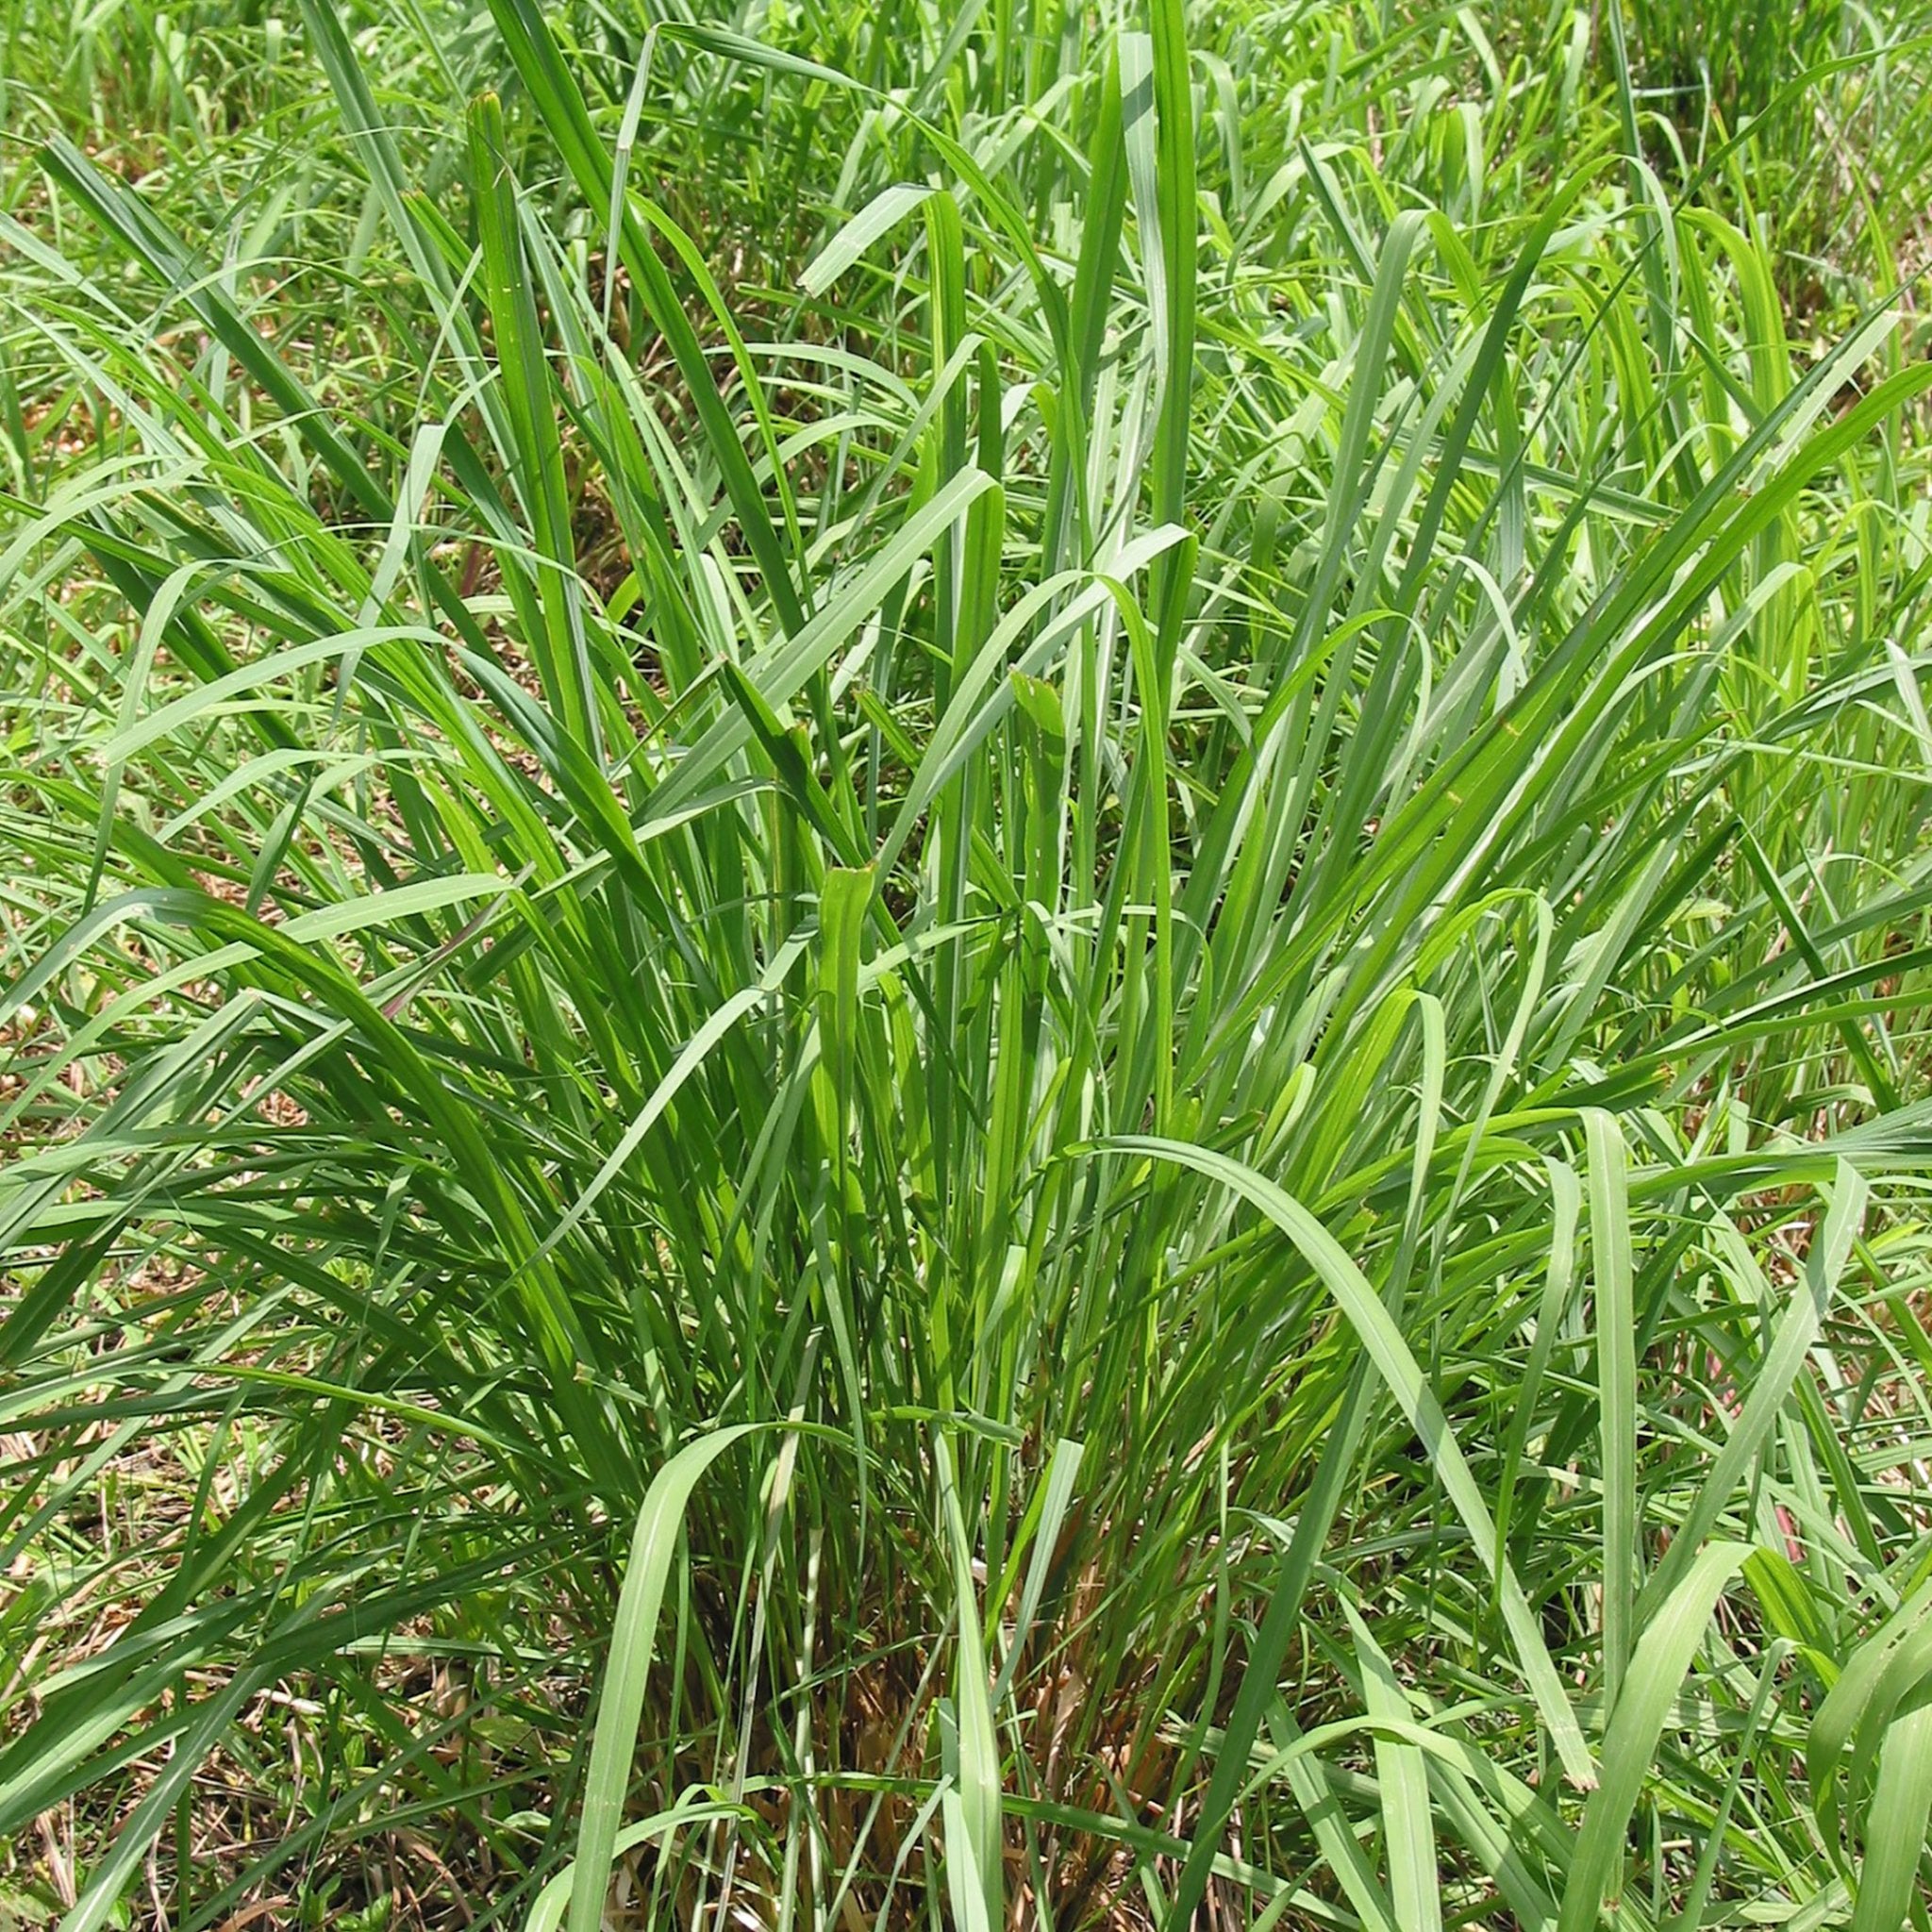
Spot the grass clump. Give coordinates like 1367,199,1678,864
4,0,1932,1927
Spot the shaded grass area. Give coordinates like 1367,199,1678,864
5,0,1932,1926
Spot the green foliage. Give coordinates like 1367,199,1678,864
1625,0,1840,122
4,0,1932,1926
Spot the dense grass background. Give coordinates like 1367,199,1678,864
5,0,1932,1925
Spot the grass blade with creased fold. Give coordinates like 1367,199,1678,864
566,1426,762,1932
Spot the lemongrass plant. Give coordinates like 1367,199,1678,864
4,0,1932,1927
